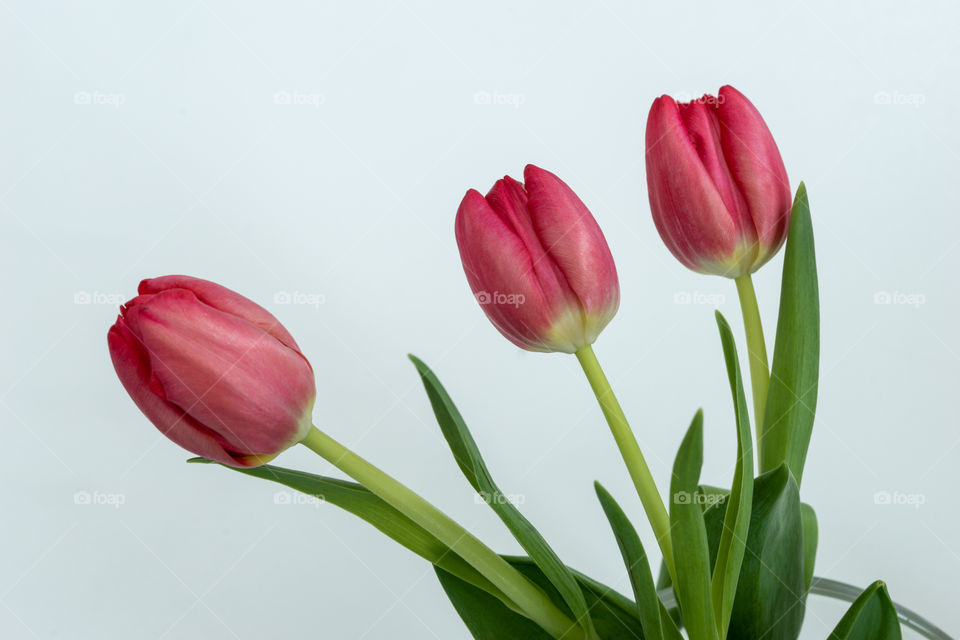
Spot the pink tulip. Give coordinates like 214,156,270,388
108,275,315,467
455,164,620,353
645,85,792,277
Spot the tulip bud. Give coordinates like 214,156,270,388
645,85,791,277
108,275,315,467
455,164,619,353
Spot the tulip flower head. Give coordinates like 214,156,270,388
108,275,316,467
455,164,619,353
645,85,792,277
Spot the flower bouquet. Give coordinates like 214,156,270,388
108,86,947,640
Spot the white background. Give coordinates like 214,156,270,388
2,1,958,638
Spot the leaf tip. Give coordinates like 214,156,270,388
593,480,608,499
680,409,705,453
793,182,809,213
407,353,430,378
714,309,731,332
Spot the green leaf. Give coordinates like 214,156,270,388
656,489,817,636
712,312,755,640
436,565,553,640
761,183,820,484
828,581,902,640
698,485,731,504
669,410,719,640
801,503,818,592
528,561,647,640
187,458,509,606
654,485,728,593
595,482,685,640
409,355,596,636
438,556,649,640
727,465,806,640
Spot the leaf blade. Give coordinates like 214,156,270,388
436,566,553,640
711,312,755,640
409,355,595,636
596,481,684,640
761,183,820,484
828,581,902,640
669,410,719,640
727,465,806,640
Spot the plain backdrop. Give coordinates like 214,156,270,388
2,1,958,638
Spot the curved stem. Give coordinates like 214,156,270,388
735,274,770,452
575,344,677,587
300,426,587,640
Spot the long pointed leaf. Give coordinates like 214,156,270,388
761,183,820,484
669,410,719,640
712,312,755,639
596,482,684,640
409,355,595,637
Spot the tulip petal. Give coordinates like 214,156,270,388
139,275,304,355
646,96,747,274
716,86,792,267
108,318,264,467
677,100,751,229
456,167,620,352
485,177,573,309
523,164,619,338
127,289,314,457
455,189,563,351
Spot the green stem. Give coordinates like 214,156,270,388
574,345,677,587
300,426,587,640
735,273,770,454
